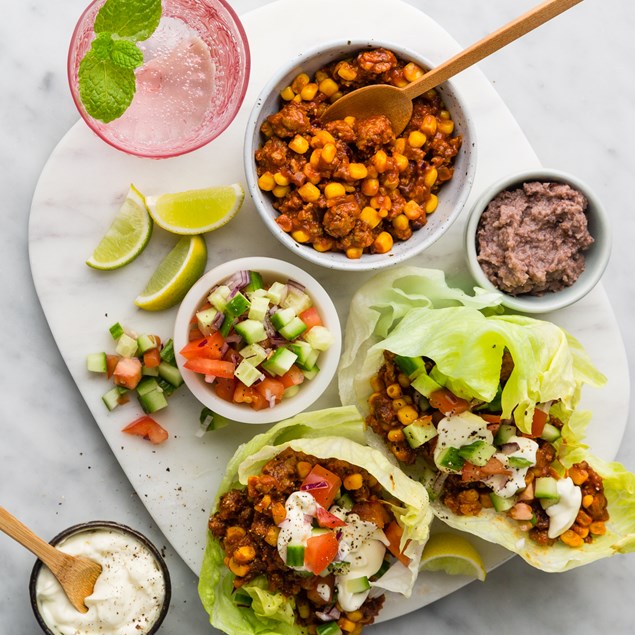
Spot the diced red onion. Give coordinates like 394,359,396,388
212,312,225,330
301,480,328,491
220,342,229,356
224,270,250,290
431,471,448,498
204,375,216,384
316,607,340,622
263,315,277,339
286,278,305,292
501,442,520,454
225,333,241,345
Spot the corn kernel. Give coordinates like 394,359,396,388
404,199,423,220
343,473,363,490
439,109,451,120
292,94,302,103
403,62,424,82
297,600,311,620
346,163,368,180
324,182,346,199
309,149,321,168
227,557,249,577
315,69,328,82
437,119,455,135
397,404,419,425
361,178,379,197
391,398,407,411
345,247,363,259
311,130,335,148
226,526,246,541
425,194,438,213
560,529,584,548
408,130,427,148
346,611,363,623
300,82,318,101
319,77,339,97
425,89,437,99
291,72,310,93
273,172,289,186
424,167,438,188
271,502,287,525
382,173,399,190
321,142,337,164
370,375,384,392
337,62,357,81
387,428,405,442
303,163,321,184
339,617,357,633
590,521,606,535
582,494,594,508
292,229,311,243
572,525,590,539
420,114,437,137
254,493,272,512
330,91,343,103
360,206,382,228
257,172,275,191
392,214,409,231
313,238,334,252
372,150,388,173
288,135,309,154
298,182,320,202
370,195,391,211
568,465,589,485
280,86,295,101
393,137,406,154
264,526,280,546
397,373,411,388
233,545,256,563
393,152,409,172
296,460,312,478
344,116,356,127
272,185,290,198
372,231,393,255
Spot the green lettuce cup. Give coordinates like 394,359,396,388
198,406,432,635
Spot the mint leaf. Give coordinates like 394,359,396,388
111,39,144,69
92,32,114,59
78,48,136,123
94,0,162,41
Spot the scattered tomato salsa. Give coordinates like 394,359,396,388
255,47,462,259
180,270,334,410
366,351,609,548
210,447,411,633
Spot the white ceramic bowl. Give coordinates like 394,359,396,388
244,39,476,272
174,257,342,424
465,168,611,314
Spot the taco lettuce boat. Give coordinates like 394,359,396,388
338,267,635,572
198,406,432,635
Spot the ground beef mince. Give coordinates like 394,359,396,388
476,181,594,295
255,47,462,259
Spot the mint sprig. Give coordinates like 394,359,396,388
78,0,161,124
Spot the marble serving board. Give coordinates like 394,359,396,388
28,0,630,623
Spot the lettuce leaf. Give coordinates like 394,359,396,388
198,406,432,634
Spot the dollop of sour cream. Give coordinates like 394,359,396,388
546,477,582,538
35,527,166,635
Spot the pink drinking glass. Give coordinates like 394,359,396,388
67,0,250,158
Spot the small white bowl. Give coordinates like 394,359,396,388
174,257,342,424
465,168,611,314
244,39,476,272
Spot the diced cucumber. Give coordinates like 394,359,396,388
371,559,391,580
261,347,298,376
239,343,268,366
266,281,287,305
283,384,301,399
196,308,219,335
534,476,560,500
458,440,496,467
219,315,235,338
102,386,128,411
138,387,168,414
248,296,270,322
225,292,250,318
336,493,354,510
403,417,438,449
115,333,138,357
158,361,184,387
199,407,231,433
540,422,562,443
303,325,333,351
142,365,160,377
302,365,320,381
244,271,264,293
328,560,351,575
279,316,307,340
394,355,426,378
234,319,267,345
287,340,314,368
157,377,176,397
286,544,305,567
160,339,176,364
411,371,442,398
436,447,465,472
235,360,263,387
136,333,159,354
281,287,312,314
208,285,231,311
270,307,296,330
232,588,253,607
86,352,107,373
344,576,371,594
316,622,343,635
490,492,515,512
494,422,517,446
136,376,160,396
109,322,124,339
507,456,534,469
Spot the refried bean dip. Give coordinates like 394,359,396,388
476,181,594,295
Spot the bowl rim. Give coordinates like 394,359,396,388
464,167,612,314
29,520,171,635
173,256,342,424
244,38,477,271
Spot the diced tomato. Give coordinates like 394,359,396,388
480,414,501,424
462,456,512,482
531,408,548,438
279,365,305,388
143,348,161,368
106,354,121,379
188,324,204,341
301,465,341,509
429,388,470,416
179,332,225,360
254,377,285,405
304,531,339,575
112,357,143,390
122,415,168,444
232,383,269,410
384,521,410,566
299,307,323,331
184,358,235,378
316,506,347,528
214,377,237,402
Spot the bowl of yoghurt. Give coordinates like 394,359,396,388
30,521,170,635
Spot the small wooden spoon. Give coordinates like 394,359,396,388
322,0,583,134
0,506,102,613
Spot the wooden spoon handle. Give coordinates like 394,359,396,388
0,506,64,571
402,0,584,99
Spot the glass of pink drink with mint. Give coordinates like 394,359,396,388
68,0,250,158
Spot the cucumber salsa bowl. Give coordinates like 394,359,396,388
173,257,341,424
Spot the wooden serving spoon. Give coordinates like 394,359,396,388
0,506,102,613
322,0,583,134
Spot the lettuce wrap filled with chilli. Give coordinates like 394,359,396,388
198,406,432,635
338,267,635,572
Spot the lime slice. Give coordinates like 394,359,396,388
135,235,207,311
144,183,244,235
86,184,152,270
420,532,486,581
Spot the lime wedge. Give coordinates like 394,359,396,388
86,184,152,270
144,183,244,235
135,235,207,311
420,532,486,581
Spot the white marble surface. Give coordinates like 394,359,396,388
2,0,634,633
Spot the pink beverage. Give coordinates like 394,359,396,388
68,0,250,158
